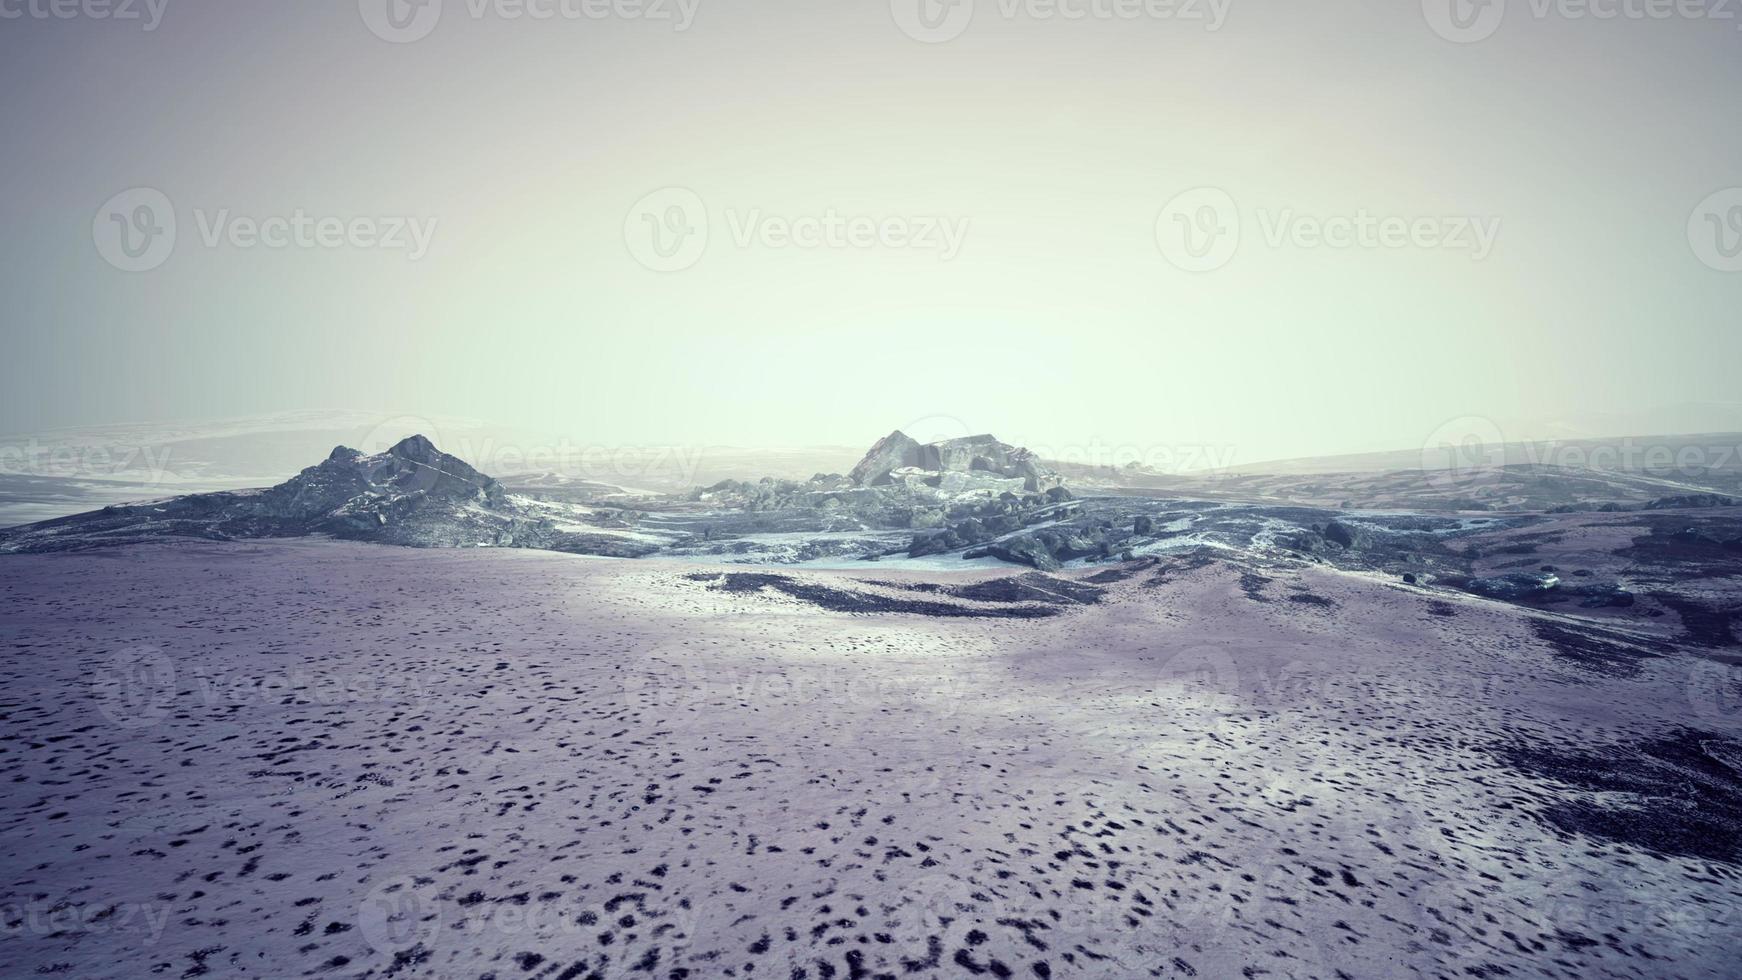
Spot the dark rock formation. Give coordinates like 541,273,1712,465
848,429,1062,492
1645,494,1737,510
0,436,661,558
1465,572,1560,601
1323,520,1369,550
848,430,924,487
963,527,1121,572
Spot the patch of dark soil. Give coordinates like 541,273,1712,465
1614,515,1742,581
1528,620,1670,678
685,573,1061,619
1081,558,1161,585
1426,601,1458,617
864,573,1104,607
1460,531,1566,560
1141,551,1219,588
947,574,1104,606
1239,572,1272,603
1287,593,1337,608
1497,729,1742,865
1649,593,1740,649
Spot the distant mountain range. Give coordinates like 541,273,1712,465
0,436,659,557
3,427,1738,575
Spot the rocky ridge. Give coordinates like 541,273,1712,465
0,436,659,556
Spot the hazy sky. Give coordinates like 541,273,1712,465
2,0,1740,466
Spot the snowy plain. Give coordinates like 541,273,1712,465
1,539,1738,979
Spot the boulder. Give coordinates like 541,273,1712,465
1465,572,1559,601
1564,584,1635,608
981,534,1062,572
848,430,924,486
1323,521,1368,550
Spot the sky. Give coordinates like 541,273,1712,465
2,0,1740,468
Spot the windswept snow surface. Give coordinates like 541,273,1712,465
1,540,1738,979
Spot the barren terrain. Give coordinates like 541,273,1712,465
2,539,1738,979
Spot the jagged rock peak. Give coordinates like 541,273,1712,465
388,434,441,462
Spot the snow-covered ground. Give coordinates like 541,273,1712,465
0,539,1738,979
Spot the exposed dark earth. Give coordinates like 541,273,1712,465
1,430,1739,978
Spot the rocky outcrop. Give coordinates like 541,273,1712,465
963,527,1122,572
0,436,662,558
1323,521,1369,550
1464,572,1560,601
848,431,924,487
848,429,1063,492
1645,494,1737,510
